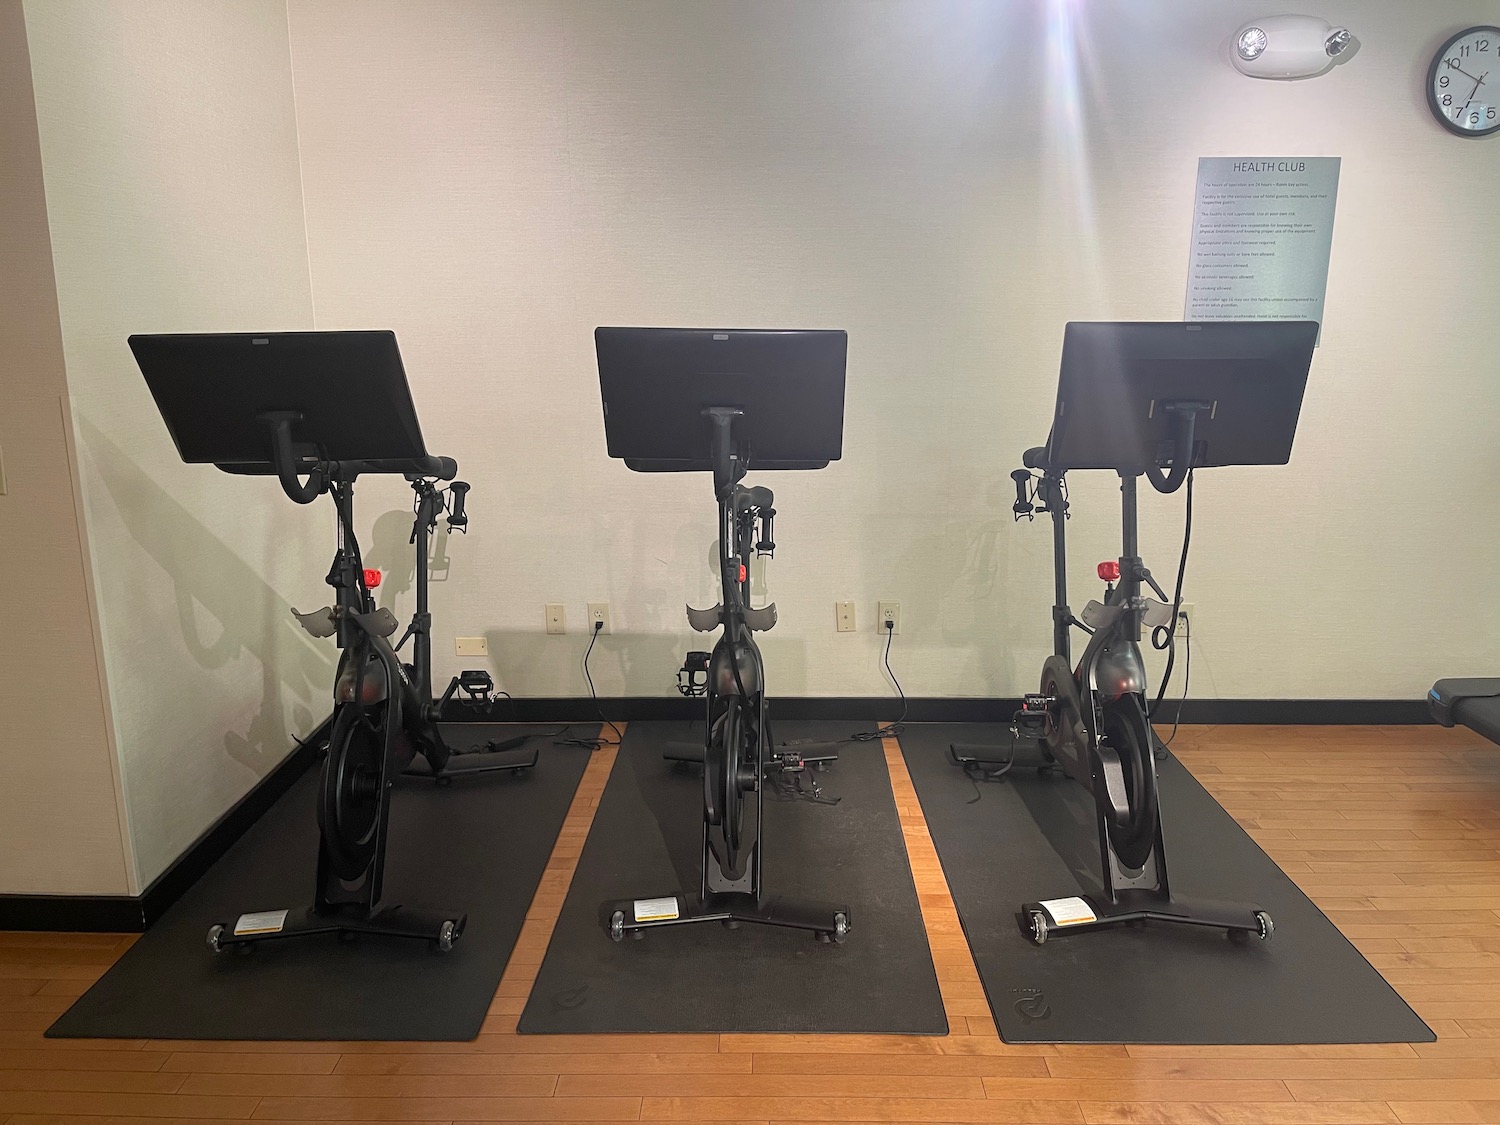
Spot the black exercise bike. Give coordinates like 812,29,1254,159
209,444,536,953
607,407,849,942
1008,435,1272,946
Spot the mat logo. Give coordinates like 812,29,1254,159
551,983,590,1013
1012,988,1051,1023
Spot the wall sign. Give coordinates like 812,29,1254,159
1185,156,1340,337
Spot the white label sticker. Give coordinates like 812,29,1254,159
1038,897,1096,926
233,909,289,936
633,896,679,922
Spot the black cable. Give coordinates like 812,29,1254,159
1163,613,1191,747
960,723,1020,804
1149,468,1194,719
558,622,623,750
852,621,907,741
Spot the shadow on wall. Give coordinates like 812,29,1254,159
79,418,333,777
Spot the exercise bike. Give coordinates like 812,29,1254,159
595,326,851,942
130,329,533,954
996,321,1317,945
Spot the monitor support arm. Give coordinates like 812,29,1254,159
259,411,326,504
1144,400,1212,495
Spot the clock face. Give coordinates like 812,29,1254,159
1429,26,1500,137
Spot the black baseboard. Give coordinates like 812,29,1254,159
441,696,1434,726
1,697,1432,934
0,719,327,934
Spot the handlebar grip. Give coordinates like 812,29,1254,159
447,480,470,530
1011,469,1033,516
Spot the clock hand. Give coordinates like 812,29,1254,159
1453,65,1482,83
1455,73,1485,121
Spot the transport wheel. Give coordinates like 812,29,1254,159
1027,909,1049,945
1095,696,1160,872
436,919,458,953
318,704,388,880
832,912,849,944
1255,910,1274,942
206,924,225,954
610,910,625,942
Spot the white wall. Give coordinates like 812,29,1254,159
24,0,325,889
285,0,1500,703
0,0,131,896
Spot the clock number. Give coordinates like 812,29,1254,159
1479,38,1491,51
1443,93,1453,106
1460,44,1471,57
1439,74,1450,87
1490,108,1498,121
1473,113,1483,126
1447,58,1462,69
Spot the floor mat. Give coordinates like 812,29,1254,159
519,718,946,1035
900,722,1434,1044
49,724,594,1040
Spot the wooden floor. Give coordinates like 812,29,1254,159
5,723,1500,1124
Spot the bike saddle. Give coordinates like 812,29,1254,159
685,603,779,632
741,485,774,508
686,604,723,632
1080,598,1175,631
353,607,402,638
291,606,336,638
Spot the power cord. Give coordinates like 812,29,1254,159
1149,468,1194,720
852,619,906,741
556,620,624,750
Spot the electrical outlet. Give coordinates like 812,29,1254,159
455,636,488,657
545,603,566,635
587,602,611,634
836,600,856,633
877,601,901,635
1177,602,1195,636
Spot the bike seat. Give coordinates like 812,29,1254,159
741,485,774,509
685,603,778,632
353,607,402,638
686,604,723,632
291,606,337,638
1079,598,1174,631
744,603,777,632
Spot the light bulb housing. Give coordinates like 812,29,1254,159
1231,15,1355,79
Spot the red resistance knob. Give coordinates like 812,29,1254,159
364,568,382,589
737,563,748,583
1097,560,1120,582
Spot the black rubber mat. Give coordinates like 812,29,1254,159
900,723,1434,1044
519,719,946,1035
49,725,593,1041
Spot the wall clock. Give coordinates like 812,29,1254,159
1428,26,1500,137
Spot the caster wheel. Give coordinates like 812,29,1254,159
832,912,849,945
723,919,740,930
206,924,225,954
609,911,625,943
436,919,457,953
631,929,644,941
1027,909,1049,946
1254,910,1274,942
